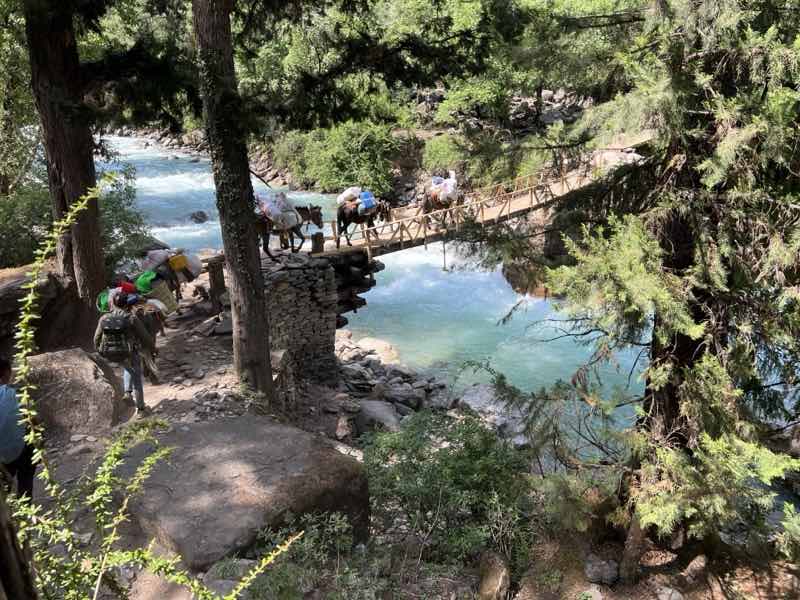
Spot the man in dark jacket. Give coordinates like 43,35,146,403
94,292,156,418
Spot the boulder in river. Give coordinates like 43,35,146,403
120,416,369,570
27,348,132,440
188,210,209,224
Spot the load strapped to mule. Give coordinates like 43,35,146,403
335,186,389,247
428,170,459,207
336,187,378,216
258,191,301,230
255,191,323,256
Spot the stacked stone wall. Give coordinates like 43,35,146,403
263,253,339,382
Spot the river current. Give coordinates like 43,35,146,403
105,136,643,394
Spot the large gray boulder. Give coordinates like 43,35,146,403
459,384,527,446
27,348,131,440
120,416,369,570
383,383,425,409
356,400,401,433
355,337,400,364
584,553,619,586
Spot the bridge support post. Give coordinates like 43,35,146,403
360,223,373,261
206,255,227,314
311,232,324,254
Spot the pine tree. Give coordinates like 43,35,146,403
461,0,800,575
550,0,800,574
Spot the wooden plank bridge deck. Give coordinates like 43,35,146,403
312,137,650,260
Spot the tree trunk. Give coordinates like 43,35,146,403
0,490,37,600
191,0,275,399
618,211,702,583
23,2,105,301
619,515,645,585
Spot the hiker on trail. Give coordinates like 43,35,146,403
94,291,157,418
0,357,35,500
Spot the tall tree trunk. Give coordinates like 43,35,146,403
0,491,37,600
191,0,275,399
621,211,701,583
23,2,104,301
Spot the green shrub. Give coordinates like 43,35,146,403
272,129,312,179
248,512,358,599
303,120,399,196
422,134,467,172
0,165,150,275
271,122,399,195
435,78,510,126
99,165,152,275
364,412,538,565
0,182,50,268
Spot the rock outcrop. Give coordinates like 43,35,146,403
121,416,369,570
459,384,527,446
27,348,131,440
0,270,92,359
355,400,401,433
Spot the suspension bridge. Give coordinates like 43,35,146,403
313,132,652,261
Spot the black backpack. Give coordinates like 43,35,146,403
98,314,132,362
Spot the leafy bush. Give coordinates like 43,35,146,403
0,165,150,275
271,129,313,179
435,78,510,126
99,165,152,275
246,512,366,600
422,134,467,172
365,412,537,565
303,121,399,196
271,121,399,195
0,182,50,268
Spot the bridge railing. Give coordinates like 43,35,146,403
334,176,564,259
323,143,638,257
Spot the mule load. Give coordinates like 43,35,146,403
255,191,323,256
423,171,463,227
335,187,389,247
136,247,202,303
428,170,459,206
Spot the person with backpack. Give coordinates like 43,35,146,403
0,357,35,500
93,292,156,418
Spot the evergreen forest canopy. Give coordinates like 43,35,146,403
1,0,800,591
